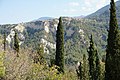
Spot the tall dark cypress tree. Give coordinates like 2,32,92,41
14,30,19,56
87,35,96,80
55,17,64,73
105,0,120,79
3,30,6,52
95,52,102,80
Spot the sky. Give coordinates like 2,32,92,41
0,0,119,24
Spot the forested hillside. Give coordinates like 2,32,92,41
0,0,119,79
86,0,120,25
0,17,108,65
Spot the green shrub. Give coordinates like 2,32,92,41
0,52,5,78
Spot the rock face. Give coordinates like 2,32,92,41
0,17,108,65
15,23,25,32
44,24,49,33
6,24,25,46
0,1,120,65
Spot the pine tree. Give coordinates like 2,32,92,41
87,35,96,80
14,30,19,56
55,17,64,73
105,0,120,79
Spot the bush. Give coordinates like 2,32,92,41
0,52,5,78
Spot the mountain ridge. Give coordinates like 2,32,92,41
0,1,120,65
85,0,120,23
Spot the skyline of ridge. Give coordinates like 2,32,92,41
0,0,119,24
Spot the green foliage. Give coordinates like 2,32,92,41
76,54,89,80
76,62,82,80
27,64,60,80
0,17,107,66
95,52,102,80
82,54,89,80
33,44,45,64
0,52,5,79
3,31,6,52
27,63,77,80
55,17,64,73
3,47,77,80
105,0,120,79
86,0,120,26
14,30,19,54
87,35,97,80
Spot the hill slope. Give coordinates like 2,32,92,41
1,1,120,65
86,0,120,25
0,17,108,65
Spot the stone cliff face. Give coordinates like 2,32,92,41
6,23,25,45
0,1,119,65
0,17,108,65
5,17,89,54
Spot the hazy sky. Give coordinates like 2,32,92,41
0,0,119,24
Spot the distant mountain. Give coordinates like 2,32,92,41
86,0,120,24
74,15,85,19
0,17,108,65
0,1,120,66
34,17,54,21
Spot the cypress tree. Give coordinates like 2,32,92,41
37,44,45,64
95,52,102,80
79,62,83,80
82,54,89,80
105,0,120,79
14,30,19,56
3,31,6,52
55,17,64,73
87,35,96,80
76,54,89,80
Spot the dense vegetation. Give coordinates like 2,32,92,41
105,0,120,79
0,17,108,66
0,0,120,79
86,0,120,26
55,17,64,73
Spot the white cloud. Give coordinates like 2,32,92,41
64,9,78,13
68,2,80,7
84,0,91,6
80,0,111,15
62,2,80,15
96,0,109,9
63,0,119,16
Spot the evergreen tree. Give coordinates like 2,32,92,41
55,17,64,73
87,35,96,80
36,44,45,64
95,52,102,80
14,30,19,56
79,62,83,80
76,54,89,80
3,31,6,52
82,54,89,80
105,0,120,79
